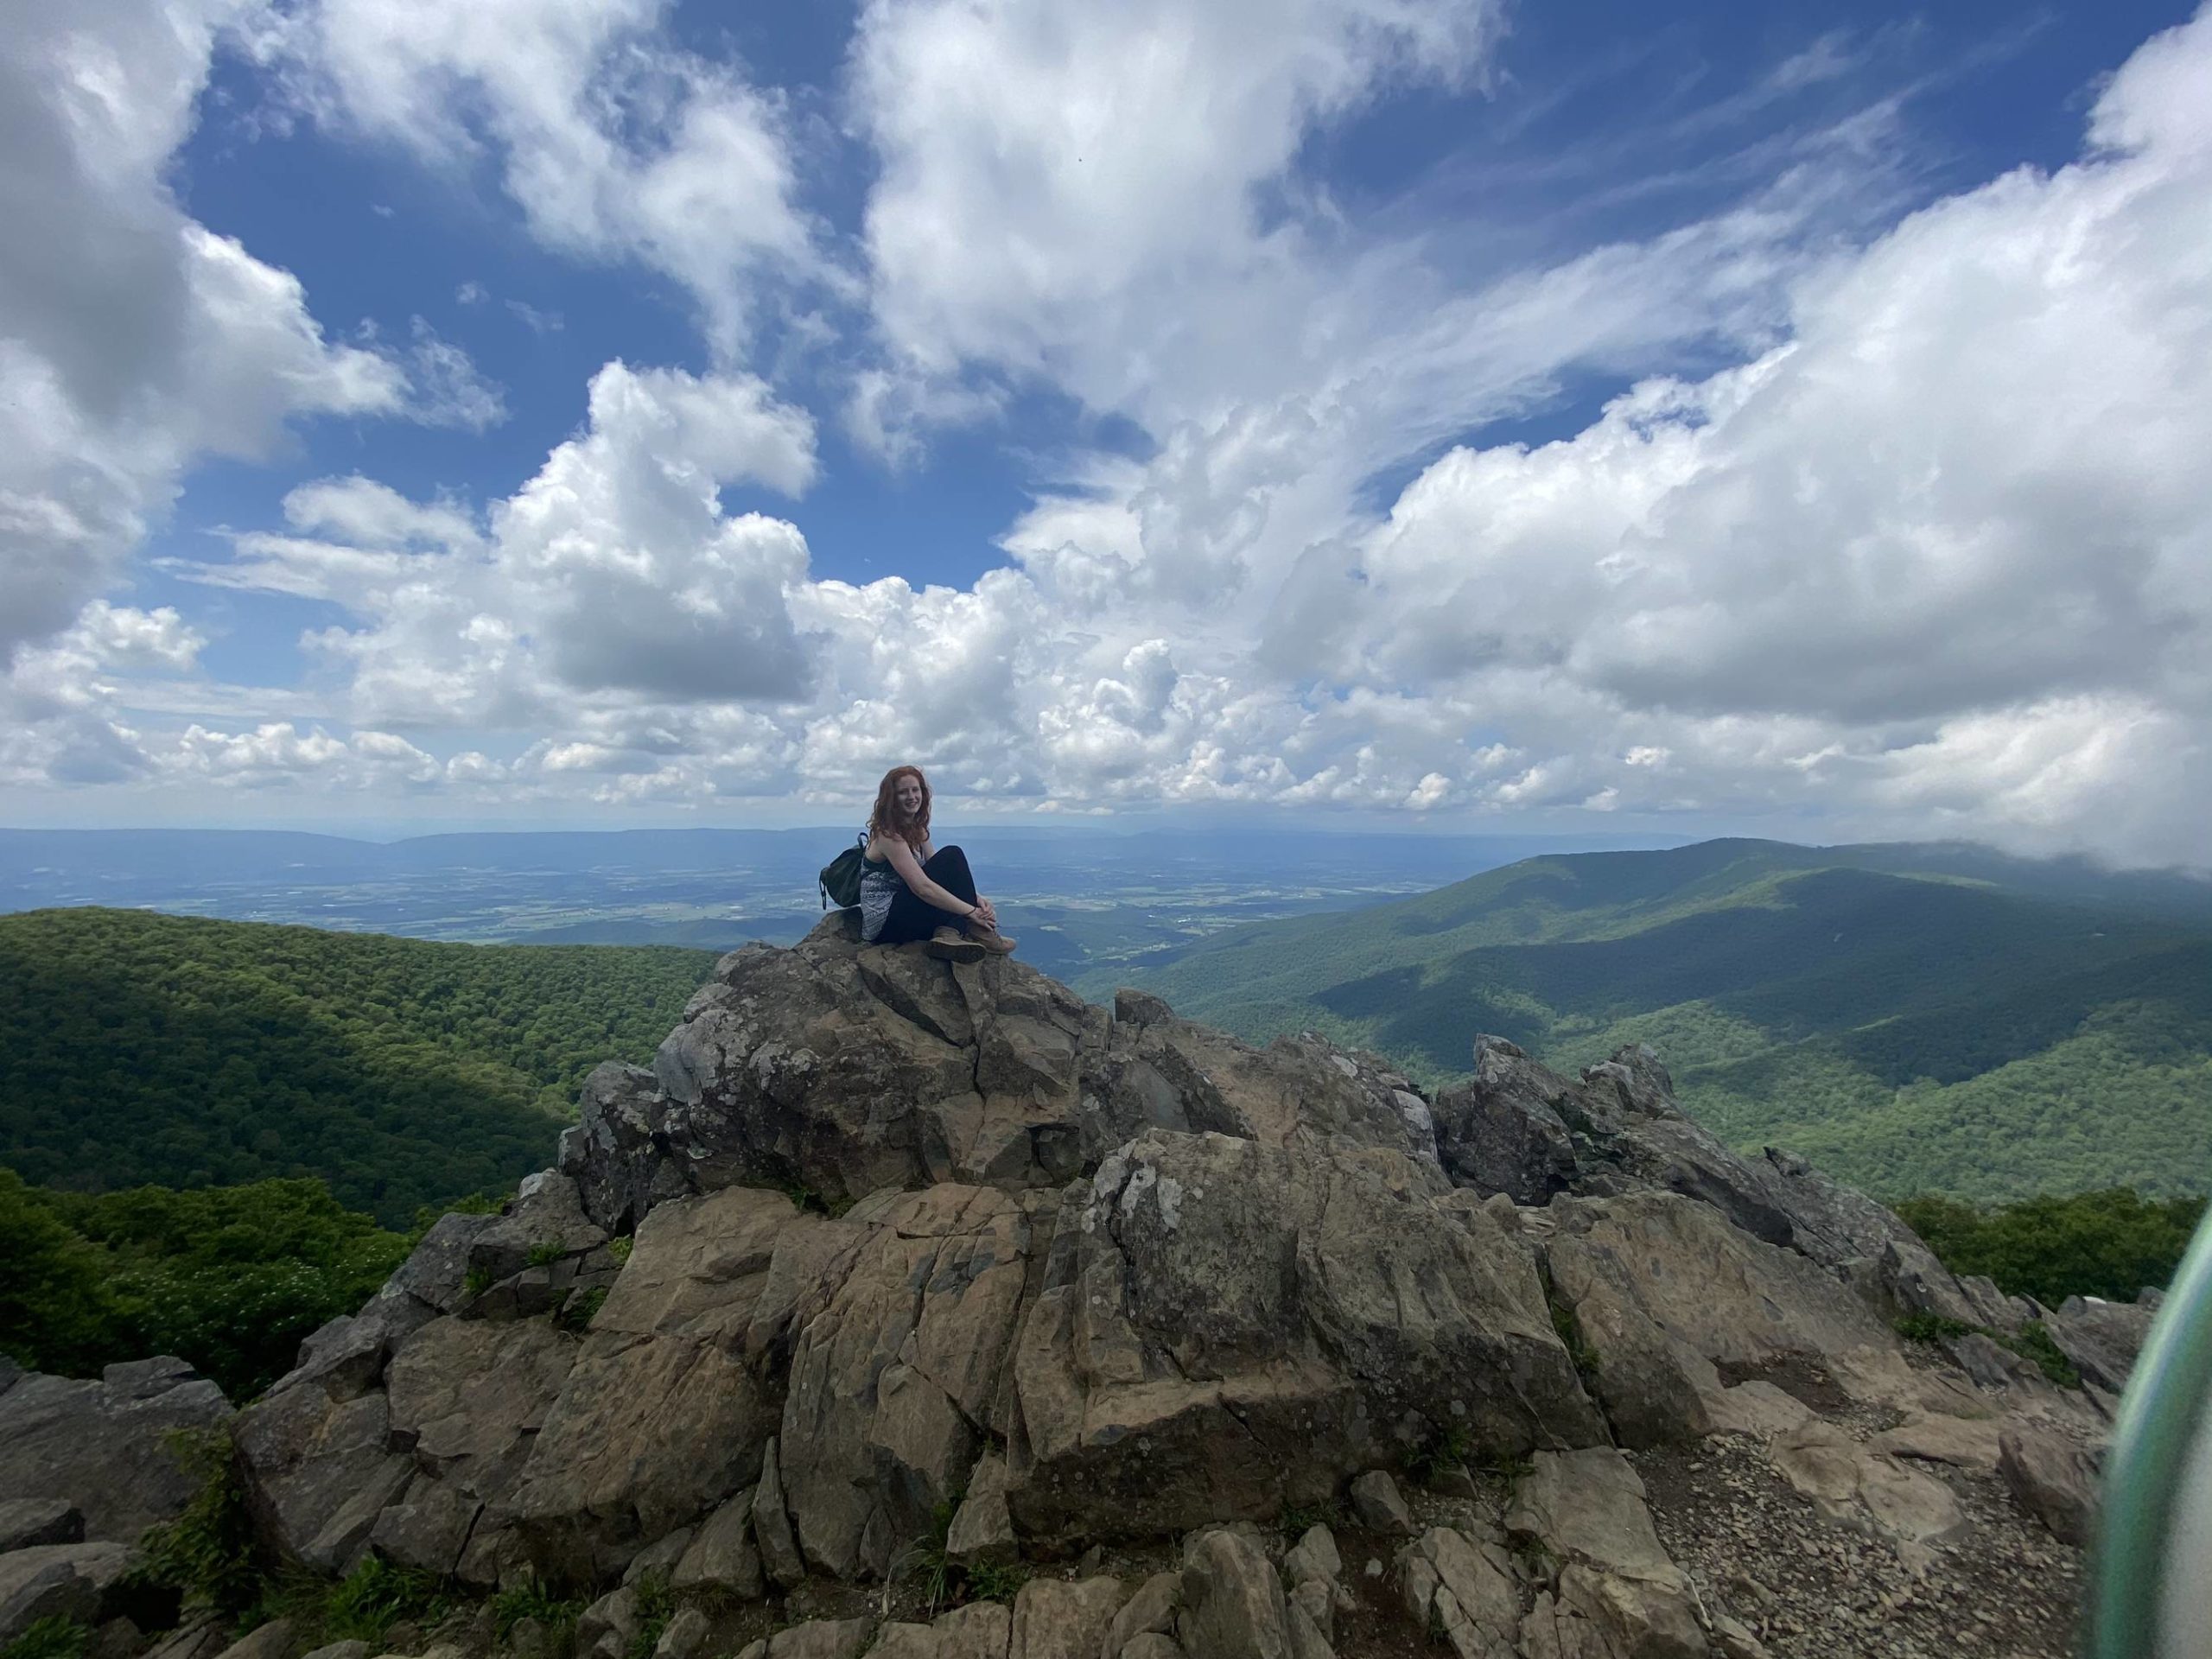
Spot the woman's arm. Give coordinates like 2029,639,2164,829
884,837,973,918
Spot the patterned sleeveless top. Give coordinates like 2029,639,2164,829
857,825,906,942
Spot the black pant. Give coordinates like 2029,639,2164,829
878,845,980,945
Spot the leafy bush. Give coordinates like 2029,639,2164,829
2010,1320,2082,1389
1896,1187,2205,1306
1894,1312,1975,1345
0,1620,87,1659
0,1173,411,1402
0,1170,118,1376
1893,1311,2082,1388
132,1428,262,1617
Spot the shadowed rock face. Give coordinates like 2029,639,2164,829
0,1358,231,1546
223,912,2078,1605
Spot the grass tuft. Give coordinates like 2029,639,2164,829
626,1573,673,1659
1404,1423,1472,1487
318,1558,452,1646
1277,1499,1344,1536
488,1580,582,1646
963,1561,1029,1605
1,1619,88,1659
555,1287,608,1332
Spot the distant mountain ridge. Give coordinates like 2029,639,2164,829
1100,838,2212,1203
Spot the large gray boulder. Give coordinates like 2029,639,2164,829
1433,1038,2005,1331
2044,1294,2158,1393
1998,1419,2102,1545
776,1184,1041,1580
1505,1449,1707,1657
0,1359,231,1546
1540,1191,1929,1446
0,1500,82,1554
1007,1129,1605,1545
1177,1529,1289,1659
1398,1527,1523,1659
236,1383,412,1574
270,1212,495,1408
504,1182,802,1580
372,1313,578,1583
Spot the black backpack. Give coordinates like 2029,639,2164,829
818,830,868,910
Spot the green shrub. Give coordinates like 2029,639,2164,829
489,1580,582,1644
626,1574,673,1659
319,1558,451,1646
1892,1310,2082,1389
524,1240,564,1268
555,1287,607,1332
131,1428,262,1616
0,1170,118,1376
1893,1312,1975,1345
1471,1449,1535,1483
1896,1188,2205,1307
607,1237,634,1266
2006,1320,2082,1389
1,1619,88,1659
2,1173,412,1401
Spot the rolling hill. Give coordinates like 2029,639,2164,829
1094,839,2212,1203
0,908,715,1224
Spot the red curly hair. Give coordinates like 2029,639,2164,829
868,765,932,849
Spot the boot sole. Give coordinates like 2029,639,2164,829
926,938,988,963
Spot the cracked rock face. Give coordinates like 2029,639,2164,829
218,912,2103,1622
0,1359,232,1548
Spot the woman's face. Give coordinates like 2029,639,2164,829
895,775,925,818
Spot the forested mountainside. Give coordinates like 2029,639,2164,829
1100,839,2212,1203
0,908,715,1224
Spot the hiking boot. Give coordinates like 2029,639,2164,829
925,925,986,963
969,924,1018,956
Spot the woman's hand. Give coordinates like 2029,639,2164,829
970,896,997,929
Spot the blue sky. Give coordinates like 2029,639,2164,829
3,0,2209,861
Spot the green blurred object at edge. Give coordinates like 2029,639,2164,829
2091,1198,2212,1657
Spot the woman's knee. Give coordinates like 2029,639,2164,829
926,844,969,870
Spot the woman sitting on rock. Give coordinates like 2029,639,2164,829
859,765,1016,962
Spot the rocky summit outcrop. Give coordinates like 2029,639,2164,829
193,912,2133,1657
